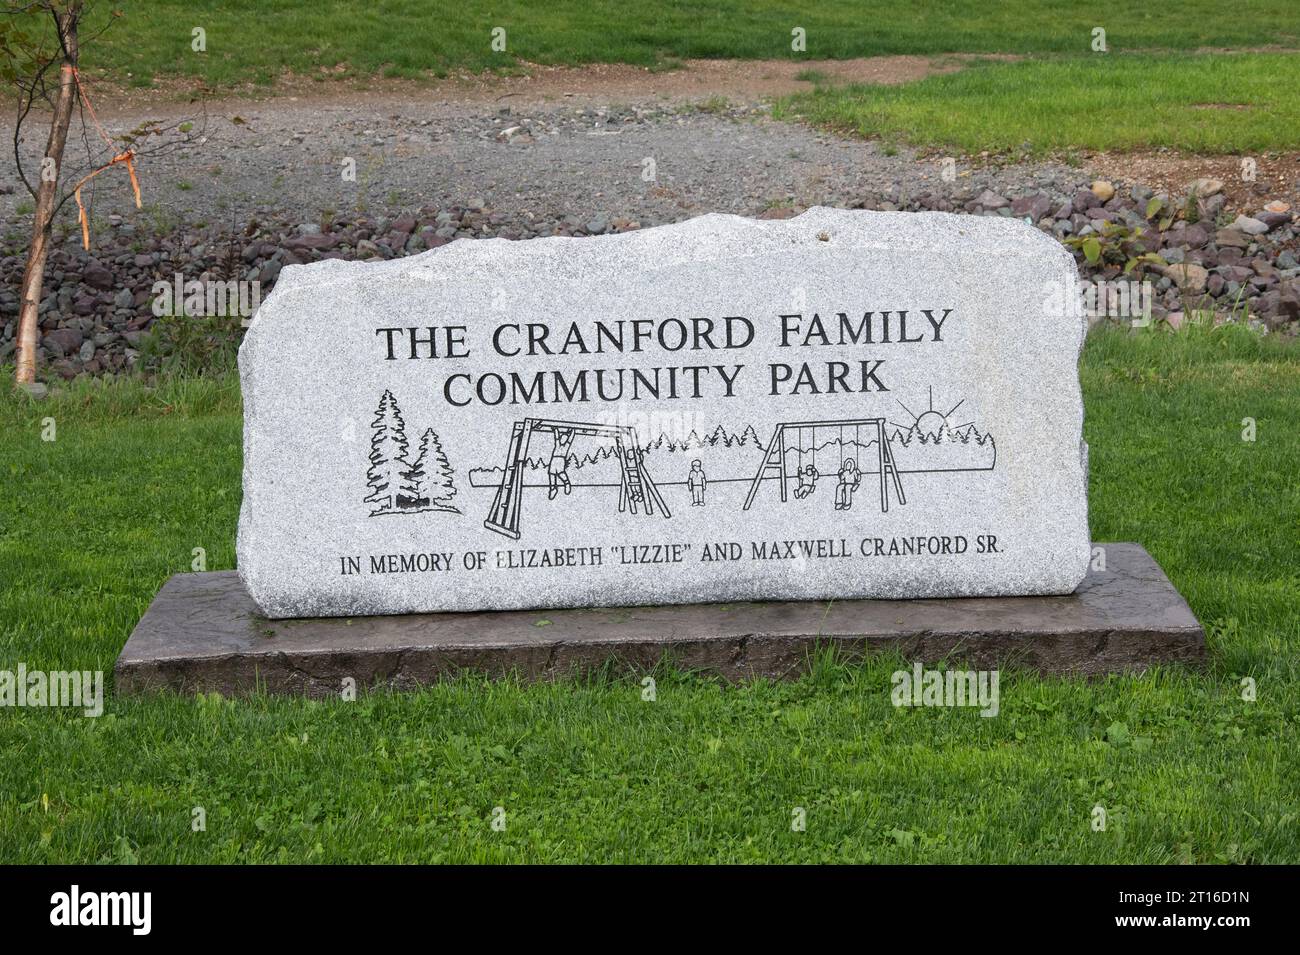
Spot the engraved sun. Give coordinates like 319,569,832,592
891,386,974,437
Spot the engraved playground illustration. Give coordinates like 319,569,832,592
468,386,996,539
481,418,670,540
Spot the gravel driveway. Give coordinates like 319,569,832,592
3,76,1295,381
2,87,1088,230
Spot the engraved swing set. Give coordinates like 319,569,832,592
484,418,670,540
741,418,906,513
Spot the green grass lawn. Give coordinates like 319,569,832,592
0,324,1297,863
31,2,1295,157
70,0,1300,87
776,52,1300,154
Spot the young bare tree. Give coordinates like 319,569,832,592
3,1,200,389
3,1,88,387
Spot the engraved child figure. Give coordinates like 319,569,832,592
834,459,860,510
547,428,575,500
688,459,707,506
794,464,819,499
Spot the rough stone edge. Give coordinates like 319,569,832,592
115,626,1206,699
116,546,1206,698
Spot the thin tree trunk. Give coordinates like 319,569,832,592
15,7,79,387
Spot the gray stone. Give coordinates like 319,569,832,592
1072,189,1100,211
1277,284,1300,320
1200,194,1227,219
82,263,114,290
283,233,336,252
1180,224,1210,249
115,543,1205,696
1186,177,1224,197
41,327,82,357
1216,229,1251,250
238,208,1089,618
1011,194,1052,222
1257,209,1290,229
1230,215,1268,236
1164,263,1209,292
975,189,1009,209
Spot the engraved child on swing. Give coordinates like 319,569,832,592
547,428,574,500
835,458,860,510
794,464,819,499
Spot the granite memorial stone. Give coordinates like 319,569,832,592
237,208,1089,618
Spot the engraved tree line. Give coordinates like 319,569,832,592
364,390,459,516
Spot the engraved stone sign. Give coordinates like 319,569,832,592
236,208,1089,618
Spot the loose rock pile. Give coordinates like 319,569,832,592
2,176,1295,380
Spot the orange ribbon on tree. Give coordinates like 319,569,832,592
68,66,142,250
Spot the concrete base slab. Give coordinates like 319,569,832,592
115,543,1204,696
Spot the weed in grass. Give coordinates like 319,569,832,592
140,203,181,238
136,312,244,378
648,57,685,74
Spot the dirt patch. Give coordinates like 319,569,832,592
468,54,1011,102
88,55,1013,117
1086,151,1299,210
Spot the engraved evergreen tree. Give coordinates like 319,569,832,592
397,430,430,511
422,427,460,512
364,390,411,515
